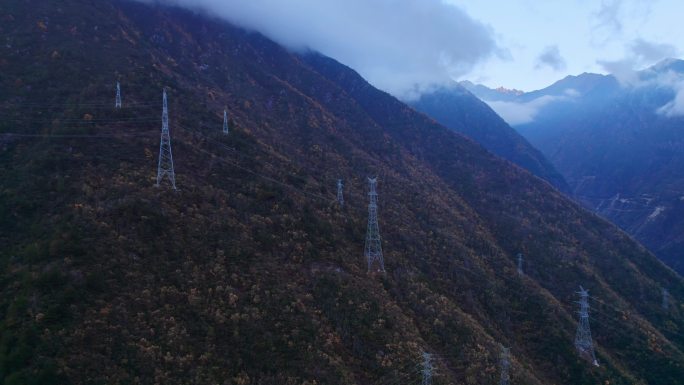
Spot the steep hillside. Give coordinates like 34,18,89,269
410,85,569,191
1,1,684,385
467,63,684,274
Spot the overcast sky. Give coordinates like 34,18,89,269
456,0,683,91
143,0,684,97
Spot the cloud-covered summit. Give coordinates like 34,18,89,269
137,0,500,100
598,39,679,86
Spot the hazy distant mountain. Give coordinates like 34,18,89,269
411,84,569,191
466,60,684,274
458,80,524,102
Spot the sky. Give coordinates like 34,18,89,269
140,0,684,98
455,0,683,91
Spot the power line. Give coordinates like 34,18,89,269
173,122,265,160
450,256,682,341
0,117,160,123
176,128,334,203
556,294,684,351
5,89,684,384
4,119,339,207
586,311,684,357
171,122,336,203
587,296,684,341
0,101,158,108
1,132,155,139
462,256,684,353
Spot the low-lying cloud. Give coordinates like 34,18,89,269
597,58,640,85
657,87,684,116
657,76,684,117
598,39,679,86
596,38,683,116
139,0,500,100
485,91,577,126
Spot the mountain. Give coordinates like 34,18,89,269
2,1,684,384
458,80,524,102
410,84,569,191
466,61,684,275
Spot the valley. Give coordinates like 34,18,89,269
465,62,684,275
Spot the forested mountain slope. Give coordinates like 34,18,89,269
1,1,683,384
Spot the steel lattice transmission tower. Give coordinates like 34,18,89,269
421,352,434,385
516,253,524,276
663,288,670,310
115,81,122,109
337,179,344,207
156,89,177,190
499,345,511,385
574,286,599,366
364,177,384,273
223,109,229,134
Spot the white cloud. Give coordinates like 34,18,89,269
657,79,684,117
631,39,678,63
595,0,624,34
597,58,640,86
485,94,571,126
596,37,683,117
591,0,659,44
597,38,679,86
137,0,499,100
564,88,581,97
596,61,684,116
536,45,566,71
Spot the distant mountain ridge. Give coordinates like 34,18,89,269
410,83,569,191
458,80,524,101
465,60,684,274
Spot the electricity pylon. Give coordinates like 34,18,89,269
223,109,229,134
516,253,524,276
115,81,122,109
156,89,177,190
574,286,598,366
499,345,511,385
663,288,670,310
421,352,434,385
364,177,384,273
337,179,344,207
